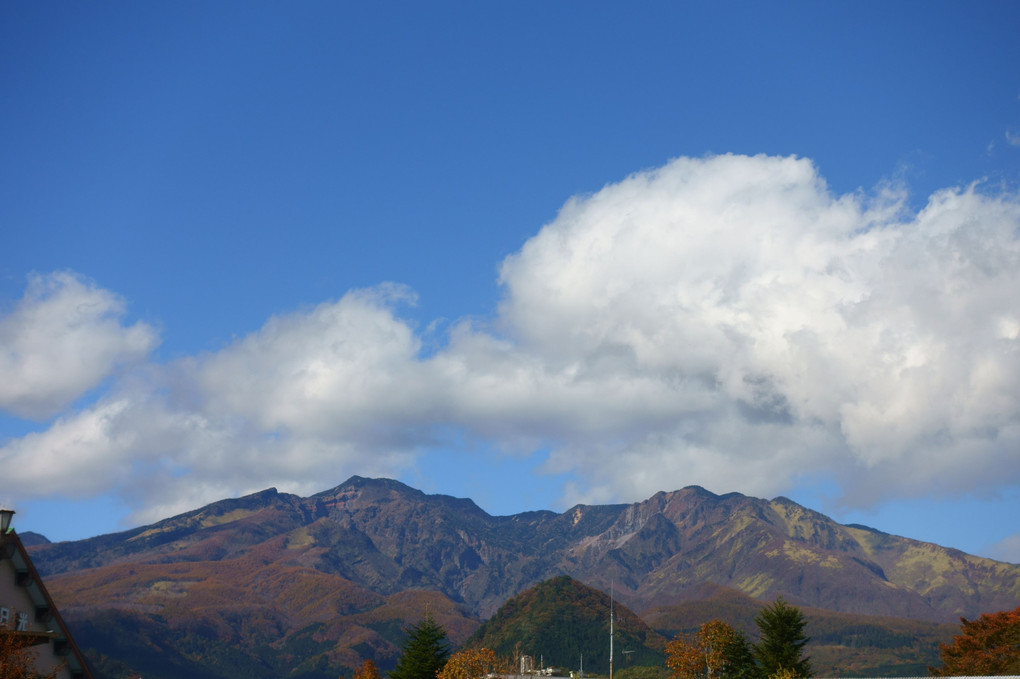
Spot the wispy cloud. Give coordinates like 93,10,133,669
2,155,1019,525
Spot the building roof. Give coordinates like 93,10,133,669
1,529,94,679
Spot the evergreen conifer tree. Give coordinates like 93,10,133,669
390,613,451,679
752,598,811,678
720,629,757,679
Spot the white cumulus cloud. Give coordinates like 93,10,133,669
0,272,158,419
493,155,1020,505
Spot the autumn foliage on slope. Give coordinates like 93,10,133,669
931,606,1020,676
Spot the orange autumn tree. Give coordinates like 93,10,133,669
437,648,500,679
354,659,381,679
667,620,744,679
0,632,63,679
931,606,1020,676
666,630,705,679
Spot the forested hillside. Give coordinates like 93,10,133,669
467,576,666,673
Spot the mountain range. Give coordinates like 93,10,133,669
27,476,1020,678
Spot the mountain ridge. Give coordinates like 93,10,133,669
32,476,1020,625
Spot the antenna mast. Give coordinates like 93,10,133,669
609,582,614,679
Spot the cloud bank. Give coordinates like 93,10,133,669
2,155,1019,525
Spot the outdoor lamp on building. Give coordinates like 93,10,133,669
0,507,14,535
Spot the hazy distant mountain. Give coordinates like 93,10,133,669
28,476,1020,678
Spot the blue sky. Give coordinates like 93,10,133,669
2,2,1019,564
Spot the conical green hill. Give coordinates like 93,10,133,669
465,576,666,674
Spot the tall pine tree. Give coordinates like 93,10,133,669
390,613,451,679
752,598,811,678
